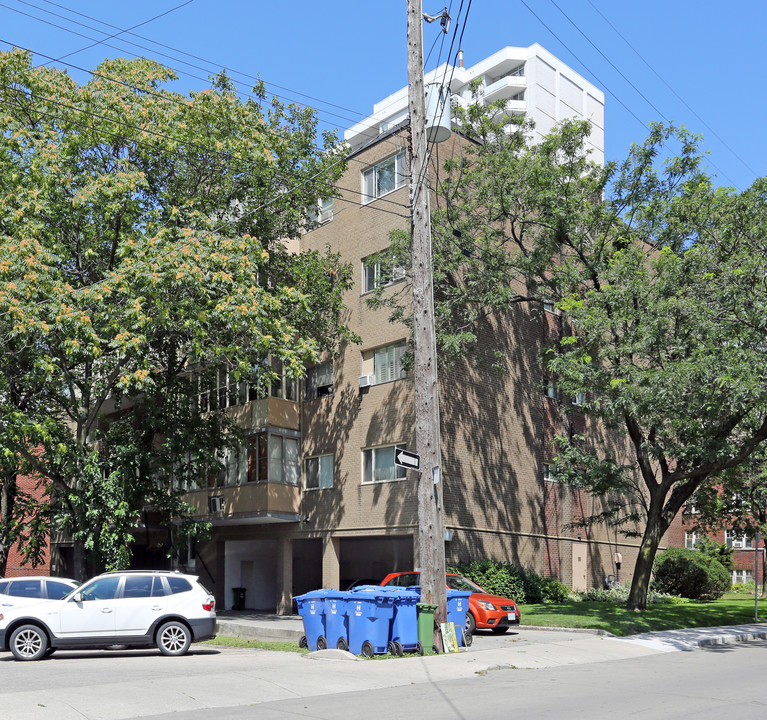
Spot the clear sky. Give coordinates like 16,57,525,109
0,1,763,191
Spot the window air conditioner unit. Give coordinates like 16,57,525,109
209,496,225,514
359,375,375,389
732,540,744,548
318,208,333,223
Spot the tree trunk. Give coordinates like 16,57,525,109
627,508,668,610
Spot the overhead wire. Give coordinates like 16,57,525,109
36,0,196,66
585,0,757,180
1,0,393,142
545,0,734,186
0,37,412,200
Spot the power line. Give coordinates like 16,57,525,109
37,0,195,66
36,0,373,123
585,0,757,181
546,0,734,186
2,0,373,134
0,38,410,204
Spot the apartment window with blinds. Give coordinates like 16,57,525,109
305,361,333,400
362,444,407,484
363,253,406,293
362,152,406,203
725,530,754,549
373,342,407,384
248,432,299,485
305,454,333,490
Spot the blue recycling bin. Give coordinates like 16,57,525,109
346,586,396,657
447,589,472,647
323,590,350,650
294,589,330,650
389,588,421,655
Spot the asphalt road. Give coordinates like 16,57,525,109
3,633,766,720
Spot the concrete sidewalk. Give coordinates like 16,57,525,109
214,612,767,672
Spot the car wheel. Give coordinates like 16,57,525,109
491,626,509,634
10,624,49,661
157,621,192,657
465,612,476,635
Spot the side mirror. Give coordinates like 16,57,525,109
72,592,83,603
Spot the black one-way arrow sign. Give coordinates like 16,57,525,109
394,448,420,470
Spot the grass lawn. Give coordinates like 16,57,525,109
520,594,764,636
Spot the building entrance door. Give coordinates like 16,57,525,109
572,541,588,592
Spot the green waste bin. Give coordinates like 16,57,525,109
232,587,247,611
416,602,437,655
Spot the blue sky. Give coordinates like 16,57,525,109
0,1,763,191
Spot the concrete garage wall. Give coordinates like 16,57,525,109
225,539,278,611
339,536,413,587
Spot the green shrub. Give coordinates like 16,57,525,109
580,582,690,604
652,547,731,600
450,559,525,604
449,560,569,604
694,537,734,572
730,581,757,595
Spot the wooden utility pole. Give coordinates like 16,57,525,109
406,0,447,651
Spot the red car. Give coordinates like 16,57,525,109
380,571,520,634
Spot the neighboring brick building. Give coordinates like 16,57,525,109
666,515,765,587
4,471,51,577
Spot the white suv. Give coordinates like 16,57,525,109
0,570,216,661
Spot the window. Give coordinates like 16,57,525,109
309,196,333,224
685,531,699,549
543,463,557,482
362,152,406,203
7,580,42,598
545,380,560,400
47,581,76,600
363,444,408,483
248,431,300,485
318,197,333,223
208,445,248,488
305,361,333,400
372,342,407,384
167,577,193,594
195,366,244,412
384,573,419,587
725,530,754,549
123,576,153,599
732,569,754,585
573,391,586,407
305,454,334,489
80,576,120,601
363,255,405,293
269,357,297,401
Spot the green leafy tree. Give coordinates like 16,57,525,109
372,92,767,611
0,50,354,577
690,455,767,593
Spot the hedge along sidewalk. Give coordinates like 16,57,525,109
519,595,765,637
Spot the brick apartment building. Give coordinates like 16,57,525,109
35,44,692,610
168,44,665,612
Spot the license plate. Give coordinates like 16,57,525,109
508,612,516,620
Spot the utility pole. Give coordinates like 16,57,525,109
406,0,447,651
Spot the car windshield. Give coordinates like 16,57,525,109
447,575,485,593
